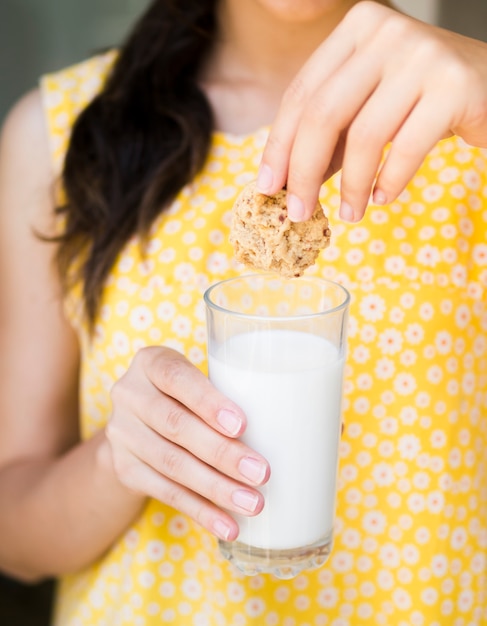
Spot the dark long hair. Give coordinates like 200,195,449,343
56,0,218,328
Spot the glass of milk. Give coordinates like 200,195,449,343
204,274,350,579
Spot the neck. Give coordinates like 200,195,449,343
211,0,359,87
200,0,393,134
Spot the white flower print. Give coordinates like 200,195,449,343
430,429,447,449
113,331,130,356
389,307,405,324
426,365,443,384
182,578,202,600
347,226,369,244
174,263,196,282
362,511,386,535
407,493,425,514
377,570,394,591
171,315,192,338
393,373,417,396
345,248,364,265
417,244,441,267
317,587,339,609
375,357,395,380
472,242,487,265
158,248,176,263
129,306,153,331
206,252,229,274
450,527,467,551
419,225,436,240
372,462,395,487
400,349,417,367
359,294,386,322
369,239,386,255
419,302,434,321
157,301,176,322
352,345,370,364
427,490,445,514
378,328,403,355
379,543,400,567
397,434,421,459
331,551,354,573
405,323,424,344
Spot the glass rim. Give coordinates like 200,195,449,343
203,273,351,321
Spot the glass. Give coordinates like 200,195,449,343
204,274,350,579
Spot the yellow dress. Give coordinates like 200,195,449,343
41,53,487,626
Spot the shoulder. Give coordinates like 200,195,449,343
0,88,51,191
39,50,118,176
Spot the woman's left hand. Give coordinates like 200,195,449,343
257,1,487,222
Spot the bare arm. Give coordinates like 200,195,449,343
0,90,145,582
0,91,270,583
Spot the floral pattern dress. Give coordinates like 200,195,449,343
41,52,487,626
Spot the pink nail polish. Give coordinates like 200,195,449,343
217,409,242,436
238,456,268,484
287,194,305,222
256,163,273,193
373,189,387,205
232,489,260,513
213,519,232,541
339,201,355,222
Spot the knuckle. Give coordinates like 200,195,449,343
205,476,226,507
282,74,308,109
264,131,289,160
380,13,411,42
163,406,185,438
212,438,234,468
287,165,314,191
346,1,386,27
161,449,184,480
348,118,378,148
305,94,334,128
110,376,130,406
161,483,185,512
157,354,188,392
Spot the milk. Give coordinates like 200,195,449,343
209,329,344,551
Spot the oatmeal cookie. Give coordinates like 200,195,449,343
230,181,331,278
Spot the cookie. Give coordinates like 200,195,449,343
229,181,331,278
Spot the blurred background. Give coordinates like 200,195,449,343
1,0,486,124
0,0,486,625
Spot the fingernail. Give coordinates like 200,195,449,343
256,163,273,192
287,193,306,221
339,201,355,222
212,519,233,541
373,189,387,205
217,409,242,437
232,489,260,513
238,456,268,484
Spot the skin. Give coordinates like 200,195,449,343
256,1,487,222
1,0,487,582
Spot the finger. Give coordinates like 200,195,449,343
124,421,265,517
256,14,360,197
339,73,420,221
284,44,385,221
373,95,453,205
139,347,247,438
256,1,390,199
119,451,241,542
141,393,270,486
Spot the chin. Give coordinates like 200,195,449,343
255,0,355,22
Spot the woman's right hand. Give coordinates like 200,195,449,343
105,346,270,541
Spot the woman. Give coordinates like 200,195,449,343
0,0,486,623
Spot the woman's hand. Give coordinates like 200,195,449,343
257,1,487,222
105,346,270,541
